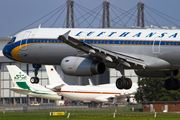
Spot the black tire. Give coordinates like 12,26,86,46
124,78,132,90
30,77,36,84
116,77,126,89
173,79,180,90
34,77,39,84
164,78,174,90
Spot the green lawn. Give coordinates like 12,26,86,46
1,113,180,120
0,106,180,120
1,106,180,120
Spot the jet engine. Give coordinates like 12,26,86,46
61,56,106,76
134,69,179,78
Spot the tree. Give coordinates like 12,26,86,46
135,77,180,103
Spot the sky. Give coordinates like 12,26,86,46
0,0,180,37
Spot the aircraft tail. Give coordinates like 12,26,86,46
45,65,67,86
7,65,31,91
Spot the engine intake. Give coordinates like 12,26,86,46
61,56,106,76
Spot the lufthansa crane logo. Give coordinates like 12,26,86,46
14,72,27,81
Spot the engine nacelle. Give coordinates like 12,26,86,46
134,69,179,78
61,56,106,76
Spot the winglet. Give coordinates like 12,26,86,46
88,78,94,86
58,30,71,41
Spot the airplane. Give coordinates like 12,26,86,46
7,65,64,101
45,65,137,104
3,26,180,90
7,65,137,105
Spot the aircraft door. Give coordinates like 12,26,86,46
152,37,161,53
20,31,31,51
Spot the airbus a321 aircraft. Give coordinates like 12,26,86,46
3,27,180,90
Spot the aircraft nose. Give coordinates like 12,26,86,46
3,45,9,57
3,44,15,60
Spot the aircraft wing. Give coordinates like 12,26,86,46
58,31,146,68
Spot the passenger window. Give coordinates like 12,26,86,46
94,40,97,44
109,40,113,44
120,41,123,44
114,40,119,44
105,40,109,44
166,42,169,45
135,41,139,44
170,42,174,45
101,40,105,44
143,41,146,45
139,41,143,45
90,40,94,44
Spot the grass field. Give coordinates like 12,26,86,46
1,106,180,120
1,112,180,120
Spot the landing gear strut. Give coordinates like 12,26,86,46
30,64,41,84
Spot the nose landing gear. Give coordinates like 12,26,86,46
30,64,41,84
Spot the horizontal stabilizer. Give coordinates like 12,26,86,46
46,84,65,91
10,87,31,94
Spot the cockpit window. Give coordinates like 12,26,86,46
7,37,16,44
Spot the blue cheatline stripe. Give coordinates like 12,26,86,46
17,38,180,46
5,38,180,60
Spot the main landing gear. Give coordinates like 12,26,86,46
164,77,180,90
115,65,132,90
116,77,132,89
30,64,41,84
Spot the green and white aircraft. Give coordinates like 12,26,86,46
7,65,63,101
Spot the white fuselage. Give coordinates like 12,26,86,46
3,28,180,69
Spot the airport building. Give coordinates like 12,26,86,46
0,37,138,106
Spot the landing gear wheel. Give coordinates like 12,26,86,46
116,77,126,89
165,78,174,90
124,78,132,90
173,79,180,90
30,77,39,84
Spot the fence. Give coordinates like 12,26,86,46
0,103,142,114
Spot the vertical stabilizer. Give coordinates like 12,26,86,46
45,65,67,85
7,65,31,90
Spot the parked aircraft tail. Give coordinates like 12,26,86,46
7,65,32,94
45,65,67,90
